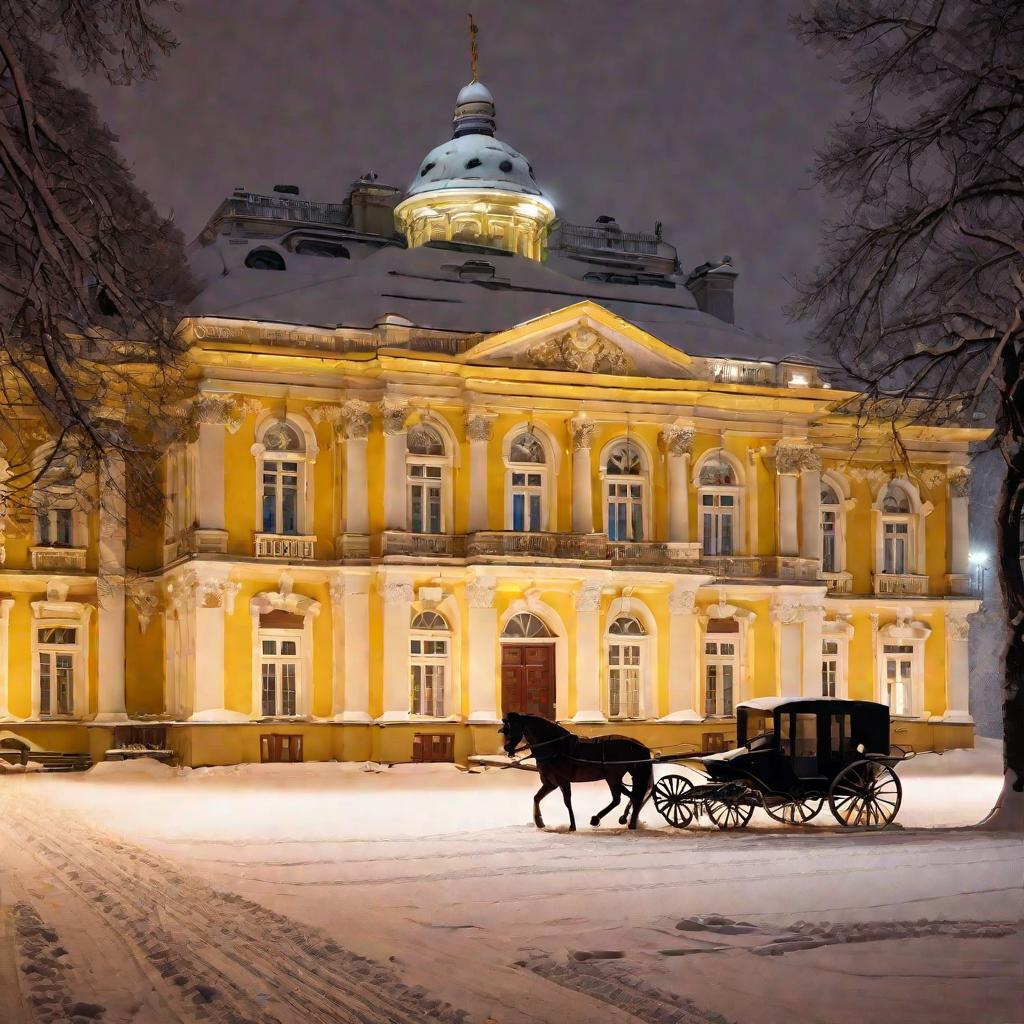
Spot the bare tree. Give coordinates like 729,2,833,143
791,0,1023,827
0,0,192,531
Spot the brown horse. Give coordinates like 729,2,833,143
500,712,653,831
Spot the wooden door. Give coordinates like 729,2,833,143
501,644,556,720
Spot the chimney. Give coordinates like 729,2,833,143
685,256,738,324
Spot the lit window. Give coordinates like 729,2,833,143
37,626,77,717
698,458,738,556
259,634,301,717
883,643,915,715
410,611,449,716
703,619,739,717
607,616,645,719
260,421,306,535
822,639,840,697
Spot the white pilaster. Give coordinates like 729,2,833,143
466,577,499,722
801,602,824,698
187,566,241,721
662,585,700,722
778,474,799,557
662,423,695,543
944,614,973,722
466,413,495,534
0,598,14,720
340,573,372,722
571,582,605,722
948,468,971,576
96,452,128,721
379,578,413,721
569,415,595,535
197,421,226,532
771,598,805,697
381,400,409,532
328,573,346,719
343,401,372,536
800,465,822,561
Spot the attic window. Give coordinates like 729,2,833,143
245,248,286,271
465,157,482,169
499,160,513,173
420,162,436,177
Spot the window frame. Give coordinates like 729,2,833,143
874,619,930,718
504,431,549,533
257,628,303,718
605,615,646,721
695,454,742,556
410,610,451,718
253,417,316,539
31,614,89,720
601,440,649,543
702,633,738,718
406,425,451,535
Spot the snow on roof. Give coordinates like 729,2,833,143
737,696,881,712
187,239,789,362
406,134,546,199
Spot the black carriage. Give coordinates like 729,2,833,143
651,697,912,830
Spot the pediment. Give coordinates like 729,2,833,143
460,302,694,379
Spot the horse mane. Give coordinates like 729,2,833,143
517,714,571,738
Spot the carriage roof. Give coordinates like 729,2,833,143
737,697,889,715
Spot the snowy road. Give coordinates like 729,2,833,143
1,747,1021,1024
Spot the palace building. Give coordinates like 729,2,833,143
0,79,986,767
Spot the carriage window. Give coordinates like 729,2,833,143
779,713,792,756
830,713,850,760
794,714,817,757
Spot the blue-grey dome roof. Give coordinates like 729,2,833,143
406,134,546,199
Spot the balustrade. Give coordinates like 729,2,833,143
872,572,929,596
30,547,86,571
253,534,317,560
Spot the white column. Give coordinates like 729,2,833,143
775,441,808,558
663,585,700,721
328,573,346,719
466,577,499,722
944,614,973,722
569,416,595,535
343,401,371,536
948,468,971,577
342,573,372,722
381,400,409,532
800,462,822,561
662,424,694,544
571,581,605,722
96,452,127,721
771,599,804,697
801,602,824,698
187,566,240,720
379,578,413,721
466,413,494,534
197,421,226,532
0,598,14,720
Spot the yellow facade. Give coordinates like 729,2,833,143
0,300,985,766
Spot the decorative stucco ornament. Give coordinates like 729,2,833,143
948,467,971,498
528,326,633,375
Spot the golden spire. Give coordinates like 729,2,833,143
468,13,479,82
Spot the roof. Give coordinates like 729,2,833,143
186,238,790,363
405,134,546,200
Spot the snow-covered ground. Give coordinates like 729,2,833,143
1,740,1020,1024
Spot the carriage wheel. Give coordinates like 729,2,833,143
652,775,694,828
704,794,755,830
828,761,902,829
763,793,824,826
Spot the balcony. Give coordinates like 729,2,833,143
821,571,854,594
609,541,702,566
253,534,317,560
873,572,929,596
381,531,464,559
698,555,821,581
466,531,608,562
30,546,87,571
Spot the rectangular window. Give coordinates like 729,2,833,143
409,467,443,534
510,471,544,532
410,633,448,717
821,510,837,572
607,482,644,542
883,521,909,574
263,460,300,535
830,713,850,760
701,493,735,555
37,627,77,717
608,643,641,719
703,639,736,716
821,639,839,697
259,633,301,717
883,643,914,715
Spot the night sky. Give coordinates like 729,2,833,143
73,0,854,349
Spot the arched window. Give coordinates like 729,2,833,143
259,421,305,535
605,441,646,542
407,425,449,534
698,457,739,556
606,615,645,719
32,449,82,549
245,248,286,271
410,610,450,716
702,617,739,717
502,612,553,638
820,482,841,573
507,431,547,532
881,482,912,574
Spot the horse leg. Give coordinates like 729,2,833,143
558,780,577,832
628,763,653,830
591,774,624,827
618,781,633,825
533,779,556,828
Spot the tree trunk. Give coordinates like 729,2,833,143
976,441,1024,830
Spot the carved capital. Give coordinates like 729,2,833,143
569,416,595,452
380,580,414,605
328,572,346,605
465,578,497,609
379,399,410,436
342,399,373,440
465,412,495,443
192,396,262,435
668,586,696,615
575,583,602,612
948,467,971,498
127,582,160,633
775,440,819,475
947,615,970,641
308,404,344,427
770,599,806,625
661,423,695,458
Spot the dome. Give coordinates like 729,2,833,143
406,134,545,199
456,80,493,105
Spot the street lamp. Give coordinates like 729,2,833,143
968,550,990,596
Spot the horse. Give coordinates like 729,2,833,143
500,712,653,831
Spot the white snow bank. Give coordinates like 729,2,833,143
900,737,1002,777
0,758,43,773
87,757,179,778
188,760,385,779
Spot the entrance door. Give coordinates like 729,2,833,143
501,644,555,720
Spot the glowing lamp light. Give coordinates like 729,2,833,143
968,550,990,566
788,373,809,388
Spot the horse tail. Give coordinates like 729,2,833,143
630,759,654,807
